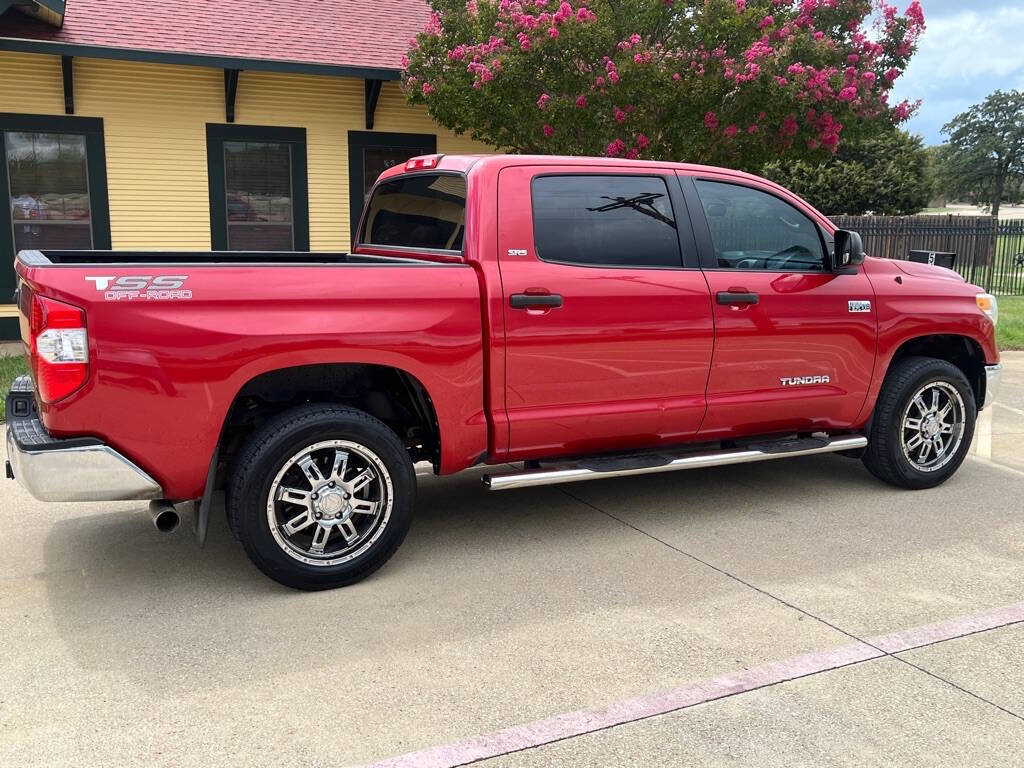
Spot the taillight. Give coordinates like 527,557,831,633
29,294,89,403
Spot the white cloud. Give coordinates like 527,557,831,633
892,5,1024,144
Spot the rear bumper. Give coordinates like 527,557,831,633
982,363,1002,410
5,375,163,502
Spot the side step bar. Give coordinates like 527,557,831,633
483,434,867,491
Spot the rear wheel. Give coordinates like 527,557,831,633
228,405,415,590
862,357,975,490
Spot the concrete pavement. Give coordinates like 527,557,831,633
1,357,1022,767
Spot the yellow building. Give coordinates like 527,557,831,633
0,0,488,339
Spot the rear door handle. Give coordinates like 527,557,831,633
510,293,563,309
716,291,758,306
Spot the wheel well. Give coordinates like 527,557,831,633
887,335,986,407
218,364,440,475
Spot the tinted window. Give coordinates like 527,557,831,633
360,174,466,251
532,175,681,268
695,180,825,271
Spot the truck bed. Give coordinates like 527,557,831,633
14,248,488,499
18,249,442,265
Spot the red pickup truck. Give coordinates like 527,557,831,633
6,154,1002,590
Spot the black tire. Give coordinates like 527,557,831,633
227,404,415,590
862,356,976,490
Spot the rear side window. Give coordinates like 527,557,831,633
694,180,825,271
532,175,682,268
360,173,466,251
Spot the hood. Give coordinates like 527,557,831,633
893,260,965,282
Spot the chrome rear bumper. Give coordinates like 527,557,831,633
5,375,162,502
983,362,1002,410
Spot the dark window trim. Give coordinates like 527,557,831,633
347,130,436,241
206,123,309,251
685,175,829,274
0,113,111,313
0,38,401,81
529,172,692,271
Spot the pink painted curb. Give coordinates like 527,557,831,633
359,601,1024,768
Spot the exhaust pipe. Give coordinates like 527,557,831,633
149,500,180,533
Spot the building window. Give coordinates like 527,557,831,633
206,124,308,251
348,131,436,241
0,114,111,336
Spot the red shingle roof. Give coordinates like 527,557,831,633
0,0,431,76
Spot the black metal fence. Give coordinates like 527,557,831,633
830,215,1024,296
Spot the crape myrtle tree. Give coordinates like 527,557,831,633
403,0,925,171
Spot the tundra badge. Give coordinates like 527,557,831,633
780,375,831,387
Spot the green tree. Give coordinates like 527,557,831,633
937,89,1024,217
762,128,932,214
404,0,925,170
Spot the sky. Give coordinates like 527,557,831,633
890,0,1024,146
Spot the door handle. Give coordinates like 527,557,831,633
716,291,759,306
510,293,563,309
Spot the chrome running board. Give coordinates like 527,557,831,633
483,434,867,491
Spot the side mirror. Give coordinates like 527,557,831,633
833,229,865,271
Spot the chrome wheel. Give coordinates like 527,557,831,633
900,381,965,473
266,440,393,566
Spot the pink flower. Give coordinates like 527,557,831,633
780,114,798,137
595,75,605,87
543,124,555,138
775,76,788,86
614,107,627,123
846,54,860,64
634,53,643,64
605,138,626,157
608,71,620,84
807,138,819,149
635,133,649,149
466,0,478,15
724,124,738,138
575,94,587,108
673,72,681,81
759,15,774,29
576,7,596,22
813,31,824,40
624,148,639,159
748,124,759,134
424,12,443,36
421,82,435,95
548,26,559,38
735,0,747,13
480,68,493,83
838,86,857,101
862,71,876,84
538,93,550,110
518,32,531,51
704,111,719,131
884,67,900,82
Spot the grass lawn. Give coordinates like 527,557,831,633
997,295,1024,351
0,353,29,422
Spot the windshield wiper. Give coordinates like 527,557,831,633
586,193,677,228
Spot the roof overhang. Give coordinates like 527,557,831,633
4,0,64,28
0,36,401,80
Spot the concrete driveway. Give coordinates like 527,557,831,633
2,356,1022,767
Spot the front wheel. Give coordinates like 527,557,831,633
862,357,976,490
227,405,416,590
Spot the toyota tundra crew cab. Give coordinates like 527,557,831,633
5,154,1002,590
